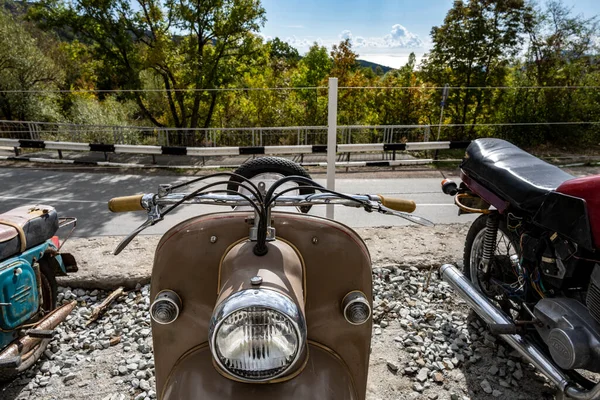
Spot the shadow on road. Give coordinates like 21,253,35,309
0,167,187,237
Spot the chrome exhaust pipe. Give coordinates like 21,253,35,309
440,264,600,399
0,300,77,362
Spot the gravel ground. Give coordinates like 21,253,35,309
1,263,562,400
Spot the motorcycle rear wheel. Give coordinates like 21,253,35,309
0,259,58,382
227,156,315,213
463,213,522,313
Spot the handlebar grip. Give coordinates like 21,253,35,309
378,195,416,213
108,195,145,213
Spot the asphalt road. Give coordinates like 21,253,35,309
0,167,476,238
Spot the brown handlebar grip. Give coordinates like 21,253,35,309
108,195,145,213
378,195,416,213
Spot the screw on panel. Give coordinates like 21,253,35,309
250,276,263,286
210,236,218,243
312,237,318,244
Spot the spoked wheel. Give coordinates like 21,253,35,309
0,259,57,382
463,213,523,318
227,157,315,213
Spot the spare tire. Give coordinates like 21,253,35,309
227,157,315,213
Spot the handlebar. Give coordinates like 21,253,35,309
108,194,146,213
108,192,416,213
108,184,433,255
378,195,416,213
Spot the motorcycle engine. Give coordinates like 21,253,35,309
534,297,600,372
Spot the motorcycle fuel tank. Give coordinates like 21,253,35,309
557,175,600,249
0,258,39,331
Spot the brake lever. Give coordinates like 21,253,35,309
114,203,163,255
376,204,435,227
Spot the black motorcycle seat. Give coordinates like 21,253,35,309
461,139,574,213
0,205,59,261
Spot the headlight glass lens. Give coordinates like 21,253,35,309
215,306,299,380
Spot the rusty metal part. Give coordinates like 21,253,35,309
57,217,77,251
0,300,76,362
33,259,44,309
151,211,372,399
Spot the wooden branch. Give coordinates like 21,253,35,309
86,287,125,326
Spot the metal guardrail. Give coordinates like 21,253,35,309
0,120,431,147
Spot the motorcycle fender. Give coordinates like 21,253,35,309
162,343,357,400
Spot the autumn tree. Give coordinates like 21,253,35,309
421,0,529,138
31,0,266,132
0,9,63,121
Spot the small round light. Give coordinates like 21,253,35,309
150,290,181,325
342,291,371,325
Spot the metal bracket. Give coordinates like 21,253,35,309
114,197,163,255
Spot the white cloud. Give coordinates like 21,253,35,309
383,24,423,48
284,35,311,48
281,24,427,64
337,25,424,49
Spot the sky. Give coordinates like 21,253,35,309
259,0,600,69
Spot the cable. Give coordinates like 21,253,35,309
161,181,263,218
267,185,370,209
169,172,263,202
1,85,599,93
338,85,600,90
0,87,327,94
263,175,324,206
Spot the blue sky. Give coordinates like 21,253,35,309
259,0,600,68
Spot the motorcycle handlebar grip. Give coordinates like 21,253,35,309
378,195,416,213
108,195,145,213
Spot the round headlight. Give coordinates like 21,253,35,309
209,289,306,382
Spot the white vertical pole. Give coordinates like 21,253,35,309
326,77,338,220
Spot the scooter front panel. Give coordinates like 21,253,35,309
151,211,372,399
162,343,357,400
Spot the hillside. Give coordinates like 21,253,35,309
357,59,393,73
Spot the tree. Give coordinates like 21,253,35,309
291,43,332,125
330,38,358,86
0,10,63,121
268,38,300,64
31,0,266,131
421,0,528,138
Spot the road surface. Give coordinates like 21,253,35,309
0,167,476,237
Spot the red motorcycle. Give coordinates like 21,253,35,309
441,138,600,399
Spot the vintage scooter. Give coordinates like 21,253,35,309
0,204,77,381
109,157,433,399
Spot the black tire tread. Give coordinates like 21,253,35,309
227,157,314,213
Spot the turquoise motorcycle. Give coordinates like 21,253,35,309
0,205,78,381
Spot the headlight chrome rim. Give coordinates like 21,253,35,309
209,288,307,382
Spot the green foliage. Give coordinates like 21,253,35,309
0,9,63,121
30,0,266,133
0,0,588,148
